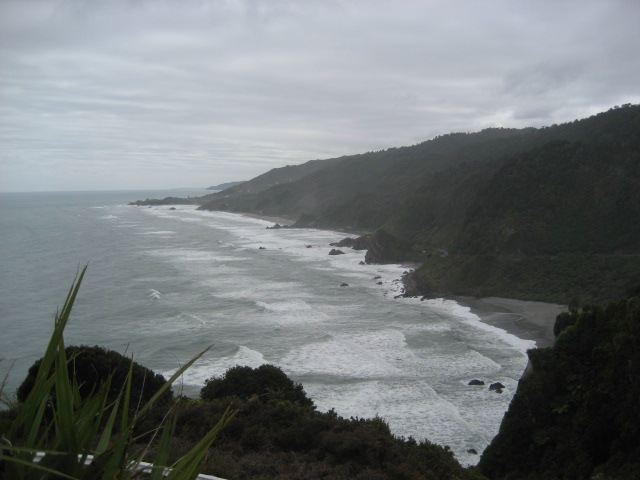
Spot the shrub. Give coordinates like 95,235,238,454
16,345,172,409
200,364,313,407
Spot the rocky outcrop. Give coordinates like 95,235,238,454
330,235,371,250
364,229,418,264
329,249,345,255
489,382,505,393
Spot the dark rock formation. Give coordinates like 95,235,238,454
329,249,345,255
468,379,485,386
330,235,371,250
365,229,417,264
489,382,505,393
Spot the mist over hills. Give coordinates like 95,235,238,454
134,104,640,304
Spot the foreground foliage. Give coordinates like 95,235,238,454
17,345,173,408
173,365,485,480
478,287,640,479
0,266,233,479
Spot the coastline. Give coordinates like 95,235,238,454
458,296,566,348
241,212,373,236
242,213,297,226
226,210,565,349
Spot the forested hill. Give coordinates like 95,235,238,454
397,105,640,304
200,105,638,233
196,104,640,304
199,127,538,226
477,287,640,479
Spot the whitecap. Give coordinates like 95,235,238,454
138,230,177,235
164,346,267,387
280,329,413,378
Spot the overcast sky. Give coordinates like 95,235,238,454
1,0,639,192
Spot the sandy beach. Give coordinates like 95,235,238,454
458,297,567,348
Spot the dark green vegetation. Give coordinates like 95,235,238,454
166,365,484,480
132,104,640,304
4,352,484,479
411,253,640,305
478,287,640,480
200,364,313,407
17,345,172,407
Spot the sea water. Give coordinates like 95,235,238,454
0,190,534,466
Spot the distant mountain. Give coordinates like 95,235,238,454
199,128,538,227
198,104,640,303
206,181,246,191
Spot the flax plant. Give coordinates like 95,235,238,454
0,266,234,479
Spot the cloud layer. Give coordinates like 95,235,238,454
1,0,639,191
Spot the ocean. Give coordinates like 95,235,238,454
0,189,535,466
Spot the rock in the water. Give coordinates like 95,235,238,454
328,249,345,255
467,449,478,455
468,379,485,386
489,382,505,393
259,246,266,250
340,283,349,287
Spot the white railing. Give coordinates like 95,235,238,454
33,452,227,480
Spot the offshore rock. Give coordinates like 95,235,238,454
489,382,505,393
329,249,345,255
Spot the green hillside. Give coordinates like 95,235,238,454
477,287,640,480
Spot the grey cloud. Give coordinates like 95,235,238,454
501,61,584,97
1,0,639,191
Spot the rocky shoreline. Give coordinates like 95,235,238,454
321,230,567,349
